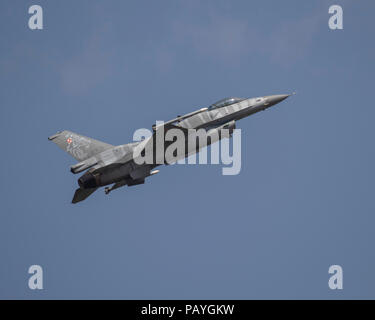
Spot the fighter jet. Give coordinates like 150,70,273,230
49,93,291,203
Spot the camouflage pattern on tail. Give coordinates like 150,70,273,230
48,130,113,161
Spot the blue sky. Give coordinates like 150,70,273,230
0,0,375,299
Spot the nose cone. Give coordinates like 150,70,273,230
264,94,290,107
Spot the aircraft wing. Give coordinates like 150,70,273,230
48,130,114,162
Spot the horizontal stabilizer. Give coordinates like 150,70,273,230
72,187,98,204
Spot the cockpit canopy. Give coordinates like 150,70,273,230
209,97,244,110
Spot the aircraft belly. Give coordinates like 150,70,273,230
198,113,234,130
95,163,133,186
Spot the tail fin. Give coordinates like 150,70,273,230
48,130,113,161
72,187,98,204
